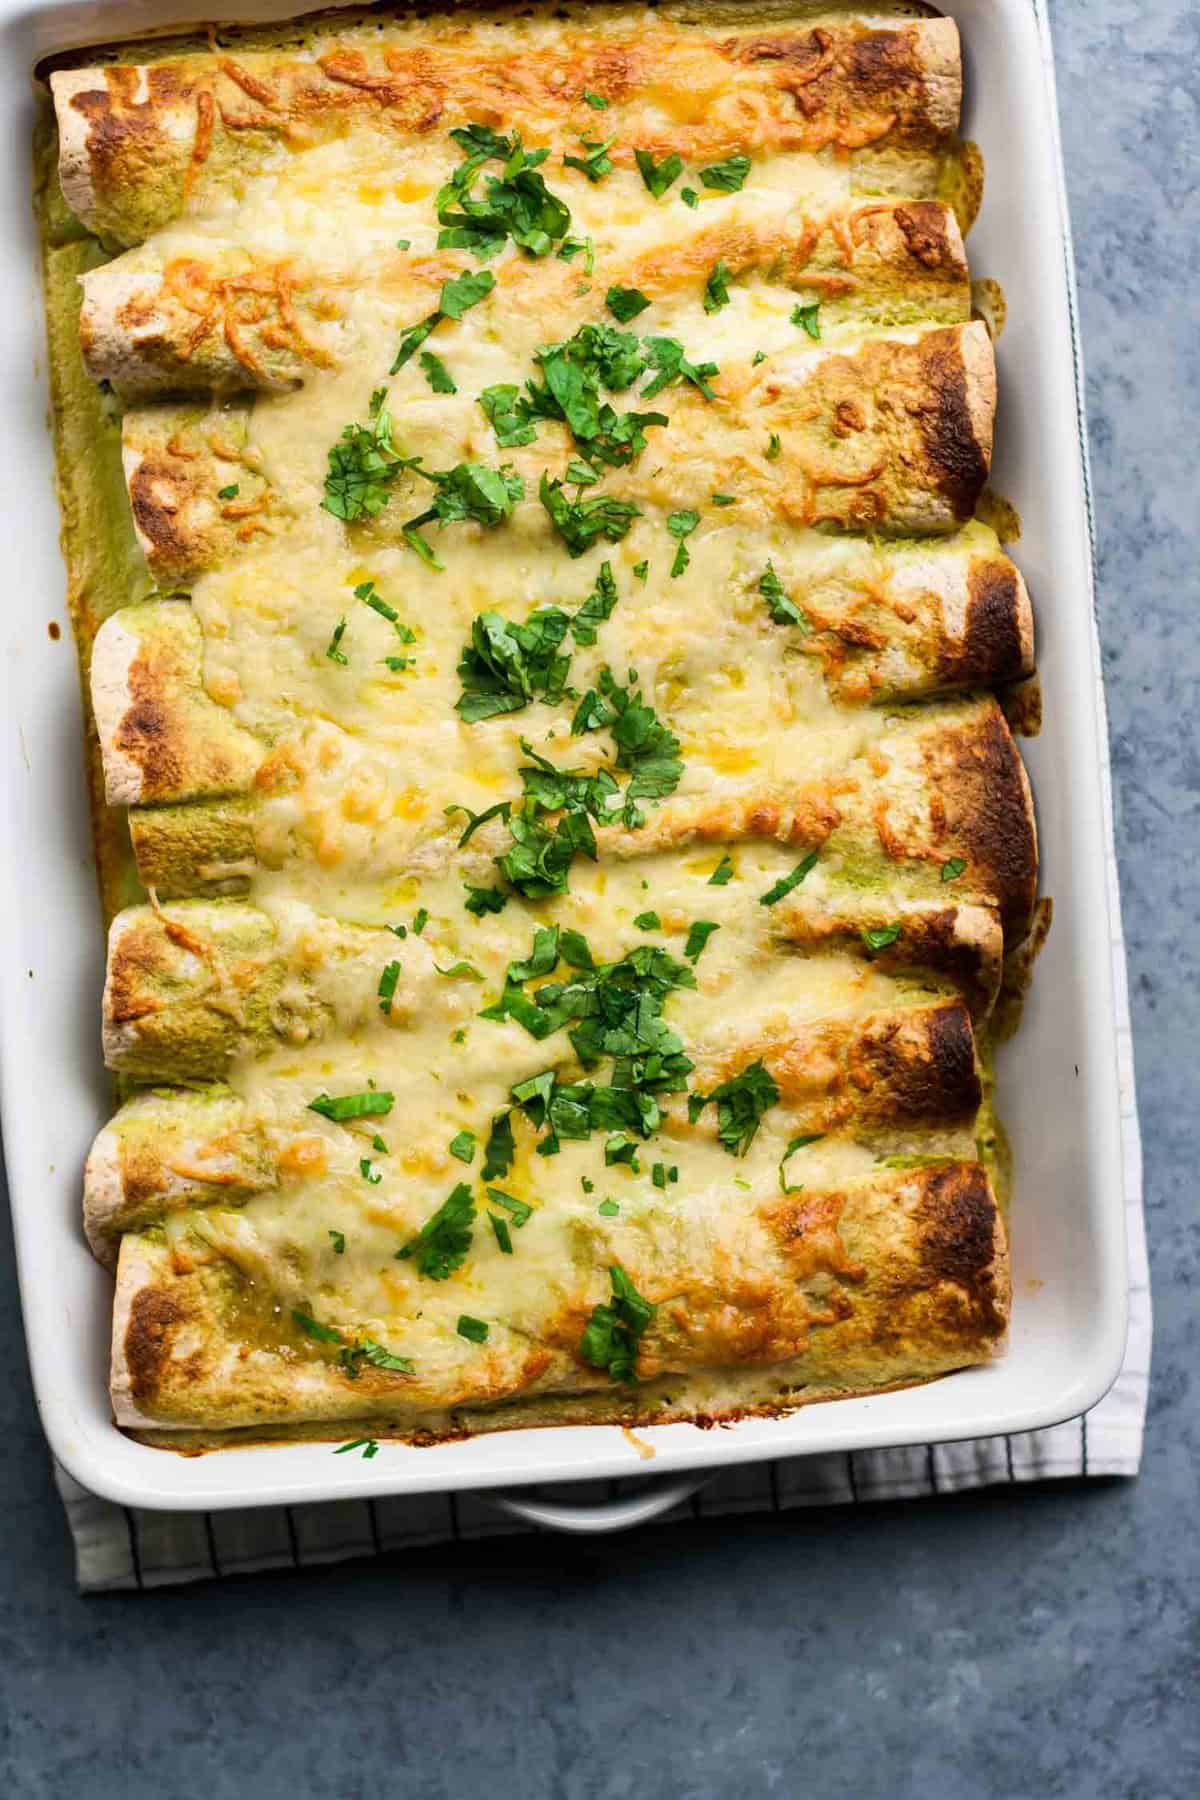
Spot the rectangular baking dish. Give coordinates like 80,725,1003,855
0,0,1130,1511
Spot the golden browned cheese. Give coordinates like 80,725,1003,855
39,4,1039,1444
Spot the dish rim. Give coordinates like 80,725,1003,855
0,0,1131,1513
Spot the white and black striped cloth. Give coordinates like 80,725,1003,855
51,0,1150,1592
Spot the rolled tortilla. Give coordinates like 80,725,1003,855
92,525,1031,813
109,1158,1008,1432
91,598,265,805
120,694,1037,947
120,322,996,583
80,200,970,397
52,13,961,246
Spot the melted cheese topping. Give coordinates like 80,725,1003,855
64,7,1018,1417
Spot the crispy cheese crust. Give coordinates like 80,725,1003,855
38,3,1040,1447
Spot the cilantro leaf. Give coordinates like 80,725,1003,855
606,285,651,324
779,1132,824,1195
580,1264,656,1381
419,350,457,394
564,135,615,183
759,850,819,906
699,153,751,193
758,561,811,629
321,394,416,522
448,1130,476,1164
688,1060,780,1155
482,1112,516,1181
703,259,731,314
396,1182,475,1280
861,923,902,952
378,959,401,1015
292,1308,344,1344
634,148,683,198
941,857,967,882
684,920,720,962
667,507,700,578
479,383,539,448
540,473,641,556
436,128,570,260
791,301,821,340
308,1090,395,1122
464,883,508,915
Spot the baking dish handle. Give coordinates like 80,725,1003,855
489,1473,708,1534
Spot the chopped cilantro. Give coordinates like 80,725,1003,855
606,285,652,324
666,507,700,578
489,1212,513,1254
334,1438,379,1458
448,1130,476,1164
941,857,967,882
766,432,782,461
340,1337,415,1378
703,259,731,314
711,493,736,506
634,148,683,198
680,186,698,209
359,1158,382,1185
482,1112,516,1181
862,924,903,952
598,1198,620,1217
583,88,609,110
708,854,735,885
564,134,615,183
684,920,720,962
293,1308,342,1343
457,1314,490,1343
328,1229,346,1254
419,350,457,394
434,960,484,981
464,883,508,915
325,616,349,665
308,1090,395,1122
404,461,523,552
580,1264,656,1381
779,1133,823,1194
377,959,401,1015
688,1060,780,1156
486,1186,533,1227
634,910,661,930
699,153,751,192
216,483,239,500
478,384,538,449
752,351,767,367
436,128,570,260
759,561,811,629
540,473,641,556
396,1182,475,1280
322,392,416,522
633,560,649,582
759,850,819,906
791,301,821,340
412,907,429,935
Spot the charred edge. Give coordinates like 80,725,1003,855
859,1000,981,1124
870,911,999,1019
892,202,963,274
927,706,1038,945
123,1284,186,1404
939,561,1032,688
68,66,197,209
916,1163,1008,1340
914,327,992,520
105,915,174,1028
127,453,206,575
116,649,185,801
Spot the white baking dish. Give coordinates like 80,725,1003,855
0,0,1129,1514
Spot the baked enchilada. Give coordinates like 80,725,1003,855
37,1,1039,1447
